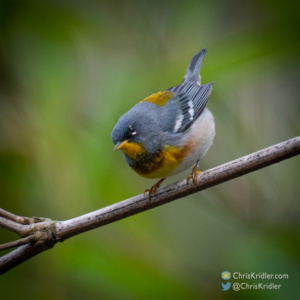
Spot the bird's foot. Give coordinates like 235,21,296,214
144,178,166,202
187,164,201,186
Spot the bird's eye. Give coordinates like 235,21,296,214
128,125,136,135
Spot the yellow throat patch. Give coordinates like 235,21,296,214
118,141,144,159
140,91,174,106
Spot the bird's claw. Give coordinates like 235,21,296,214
144,178,166,202
187,165,201,186
144,186,157,202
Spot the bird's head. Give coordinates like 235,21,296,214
111,103,160,159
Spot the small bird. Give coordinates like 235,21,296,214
112,48,215,200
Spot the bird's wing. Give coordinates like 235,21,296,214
167,82,214,133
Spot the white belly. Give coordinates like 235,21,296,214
169,108,215,176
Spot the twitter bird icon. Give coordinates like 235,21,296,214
222,282,231,291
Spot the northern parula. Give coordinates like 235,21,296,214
112,48,215,199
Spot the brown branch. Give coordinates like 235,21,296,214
1,136,300,274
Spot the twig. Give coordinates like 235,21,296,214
0,209,44,225
0,235,37,251
0,216,54,237
0,217,28,235
0,136,300,274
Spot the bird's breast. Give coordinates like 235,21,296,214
127,144,192,179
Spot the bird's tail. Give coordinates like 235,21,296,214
182,48,207,86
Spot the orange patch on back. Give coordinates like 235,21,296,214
140,91,174,106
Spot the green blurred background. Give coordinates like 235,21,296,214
0,0,299,299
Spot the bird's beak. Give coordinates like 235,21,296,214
113,140,128,152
